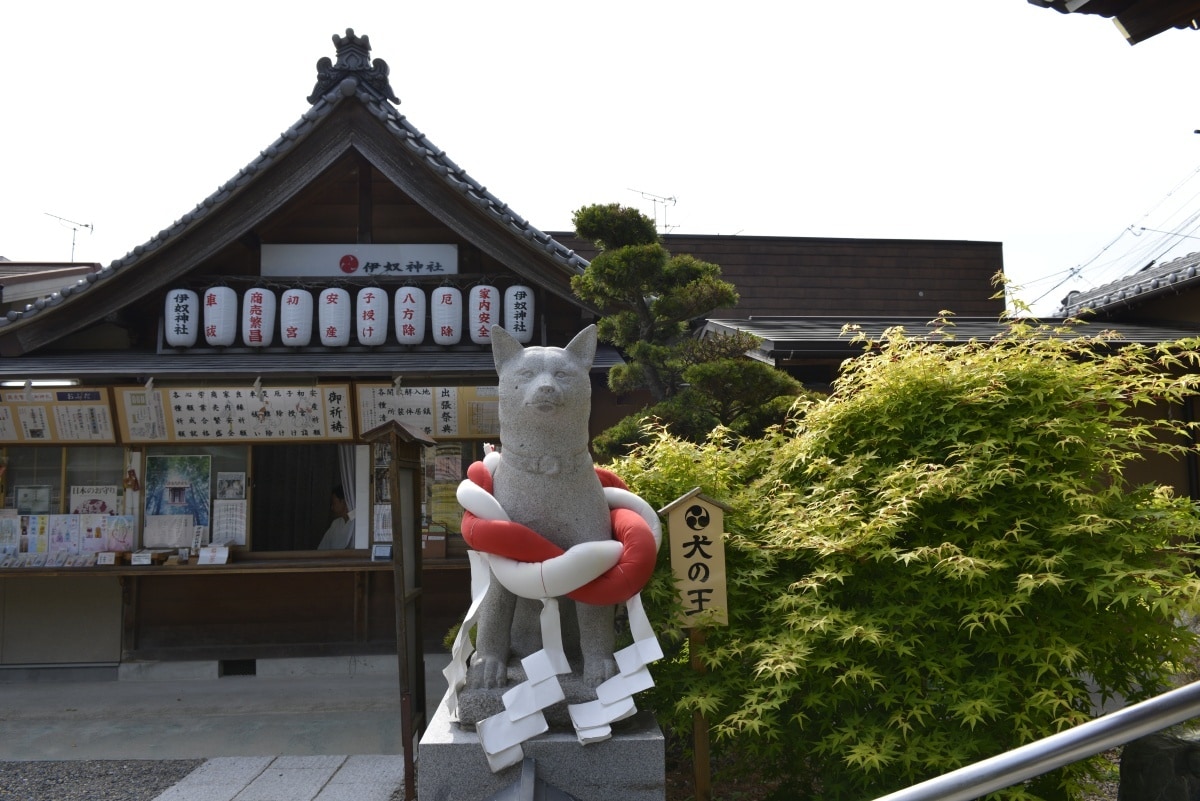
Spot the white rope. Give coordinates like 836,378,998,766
442,454,663,771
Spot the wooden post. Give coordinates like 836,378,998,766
384,433,416,801
660,488,730,801
690,626,711,801
362,420,435,801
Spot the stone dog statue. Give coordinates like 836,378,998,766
467,325,620,689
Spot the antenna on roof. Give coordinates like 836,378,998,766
44,213,93,262
628,189,678,234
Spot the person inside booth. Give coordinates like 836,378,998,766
317,485,355,549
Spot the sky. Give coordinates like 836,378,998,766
3,0,1199,316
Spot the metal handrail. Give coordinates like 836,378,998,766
872,679,1200,801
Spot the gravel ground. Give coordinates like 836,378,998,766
0,760,203,801
0,754,1119,801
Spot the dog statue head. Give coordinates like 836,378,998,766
491,325,597,451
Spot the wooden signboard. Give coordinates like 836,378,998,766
661,488,730,626
0,388,116,444
115,385,353,443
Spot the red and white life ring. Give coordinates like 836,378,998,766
457,458,661,605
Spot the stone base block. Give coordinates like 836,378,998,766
418,700,664,801
456,659,605,728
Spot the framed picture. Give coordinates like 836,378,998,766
216,472,246,500
144,455,211,548
15,485,52,515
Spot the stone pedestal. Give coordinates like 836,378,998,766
418,700,665,801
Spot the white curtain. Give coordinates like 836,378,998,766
337,443,356,513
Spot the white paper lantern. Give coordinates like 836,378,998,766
279,289,313,347
356,287,388,347
431,287,462,346
503,285,535,344
164,289,198,348
468,285,499,344
318,288,351,347
394,286,426,345
241,288,277,347
203,287,238,347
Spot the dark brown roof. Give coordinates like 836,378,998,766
554,232,1005,319
1027,0,1200,45
705,315,1200,364
0,345,626,384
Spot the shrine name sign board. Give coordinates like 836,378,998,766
261,244,458,278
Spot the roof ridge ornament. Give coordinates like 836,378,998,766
308,28,399,105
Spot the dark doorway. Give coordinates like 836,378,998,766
250,444,341,550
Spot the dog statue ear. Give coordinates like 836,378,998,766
564,325,598,368
490,325,523,372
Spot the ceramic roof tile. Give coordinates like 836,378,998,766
1058,251,1200,317
705,316,1200,364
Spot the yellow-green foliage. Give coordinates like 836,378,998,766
615,317,1200,801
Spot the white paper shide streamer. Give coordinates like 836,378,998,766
442,450,664,772
318,288,351,347
164,289,198,348
279,289,313,347
203,287,237,347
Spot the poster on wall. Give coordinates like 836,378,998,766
0,512,18,556
0,388,116,443
211,500,247,546
118,388,169,441
69,485,120,515
355,385,499,439
20,515,48,553
143,455,211,548
116,385,353,442
103,515,137,552
47,515,81,555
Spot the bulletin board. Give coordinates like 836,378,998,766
0,388,117,444
356,384,499,439
114,384,354,443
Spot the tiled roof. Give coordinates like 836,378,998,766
0,345,626,383
0,29,587,331
705,316,1200,364
1057,251,1200,317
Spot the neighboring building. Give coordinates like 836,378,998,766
559,232,1007,388
1058,250,1200,323
0,261,99,313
